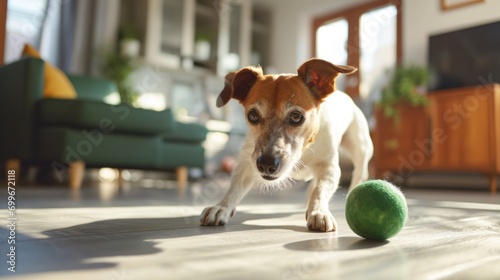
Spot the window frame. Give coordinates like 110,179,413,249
0,0,7,65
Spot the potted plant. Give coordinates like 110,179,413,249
378,66,429,122
194,29,211,62
99,25,141,105
373,66,430,179
101,50,138,105
119,25,141,58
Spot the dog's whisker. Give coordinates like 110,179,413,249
299,160,309,170
292,160,310,175
258,170,297,194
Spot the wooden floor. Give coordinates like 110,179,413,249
1,177,500,280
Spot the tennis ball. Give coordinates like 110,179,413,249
345,180,408,241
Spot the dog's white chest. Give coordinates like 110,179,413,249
291,91,357,182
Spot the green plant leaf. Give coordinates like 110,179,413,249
379,65,429,123
100,50,138,104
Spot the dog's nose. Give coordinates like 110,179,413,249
256,155,281,175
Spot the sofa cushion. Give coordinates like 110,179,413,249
162,142,205,169
22,44,77,99
163,122,208,143
36,126,163,169
36,99,175,135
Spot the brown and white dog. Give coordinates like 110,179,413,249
200,58,373,232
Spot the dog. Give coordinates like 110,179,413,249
200,58,373,232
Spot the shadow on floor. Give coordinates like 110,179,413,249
284,236,389,251
9,211,303,276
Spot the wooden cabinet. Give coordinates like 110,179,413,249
428,85,499,171
428,84,500,193
374,84,500,193
374,103,430,178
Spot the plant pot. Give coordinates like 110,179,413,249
120,39,140,58
194,40,211,61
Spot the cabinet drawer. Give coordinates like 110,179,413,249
374,104,430,174
429,89,494,171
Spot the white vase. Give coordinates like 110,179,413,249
120,39,140,58
194,40,211,61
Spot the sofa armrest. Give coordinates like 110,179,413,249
0,57,45,160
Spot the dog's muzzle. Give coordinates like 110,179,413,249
256,155,281,180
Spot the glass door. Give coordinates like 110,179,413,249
313,0,401,100
359,5,397,101
315,18,348,91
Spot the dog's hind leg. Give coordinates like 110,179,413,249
341,108,373,191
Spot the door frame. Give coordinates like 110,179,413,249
0,0,7,65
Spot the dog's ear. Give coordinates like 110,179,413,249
216,72,236,107
216,66,263,107
297,58,357,101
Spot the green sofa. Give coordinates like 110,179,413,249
0,57,208,189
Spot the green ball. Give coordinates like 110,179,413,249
345,180,408,241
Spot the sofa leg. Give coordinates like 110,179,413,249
69,161,85,190
118,169,124,187
176,166,188,197
6,159,21,179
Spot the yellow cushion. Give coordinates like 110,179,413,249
22,44,77,99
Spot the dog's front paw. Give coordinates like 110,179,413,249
306,209,337,232
200,205,235,226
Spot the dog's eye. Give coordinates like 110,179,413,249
247,110,260,124
289,112,304,126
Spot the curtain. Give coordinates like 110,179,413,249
39,0,75,71
4,0,120,75
70,0,120,76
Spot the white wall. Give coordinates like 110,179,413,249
403,0,500,66
263,0,500,72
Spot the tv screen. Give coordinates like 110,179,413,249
428,21,500,91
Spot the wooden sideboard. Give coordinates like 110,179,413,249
374,84,499,193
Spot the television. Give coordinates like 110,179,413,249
428,21,500,91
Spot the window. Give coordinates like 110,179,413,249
316,18,348,91
359,5,397,100
5,0,48,63
313,0,402,101
7,0,47,41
